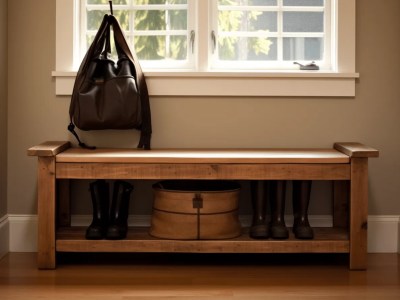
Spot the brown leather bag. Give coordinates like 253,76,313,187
68,14,152,149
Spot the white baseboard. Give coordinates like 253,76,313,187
7,214,400,253
0,215,9,259
367,215,400,253
8,214,37,252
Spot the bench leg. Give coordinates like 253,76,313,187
349,157,369,270
37,157,56,269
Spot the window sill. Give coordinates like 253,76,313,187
52,70,359,97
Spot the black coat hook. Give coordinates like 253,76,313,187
109,1,114,15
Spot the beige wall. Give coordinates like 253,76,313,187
7,0,400,216
0,0,7,219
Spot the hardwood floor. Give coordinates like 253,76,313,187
0,253,399,299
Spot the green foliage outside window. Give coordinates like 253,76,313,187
218,0,272,60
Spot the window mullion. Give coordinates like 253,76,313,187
324,0,332,70
129,0,135,52
196,0,211,71
78,0,87,70
165,9,170,59
277,0,283,63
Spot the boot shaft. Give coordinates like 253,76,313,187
86,179,109,240
292,180,312,222
269,180,286,223
89,179,109,222
250,180,268,224
109,180,134,223
106,180,134,240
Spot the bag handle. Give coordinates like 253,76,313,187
101,24,112,59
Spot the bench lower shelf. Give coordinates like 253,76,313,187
56,227,349,254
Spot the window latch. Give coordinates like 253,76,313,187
211,30,216,54
190,30,195,54
294,61,319,70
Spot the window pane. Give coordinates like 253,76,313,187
135,36,165,60
218,37,276,61
219,11,277,32
87,10,104,31
170,10,187,30
135,10,166,30
134,10,187,31
283,0,324,6
254,12,277,32
134,35,187,60
283,37,323,60
283,12,323,32
218,0,277,6
170,35,187,60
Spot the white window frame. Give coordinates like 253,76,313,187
52,0,358,97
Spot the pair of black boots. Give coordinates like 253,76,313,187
249,180,314,240
86,179,133,240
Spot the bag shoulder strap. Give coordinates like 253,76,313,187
109,15,152,150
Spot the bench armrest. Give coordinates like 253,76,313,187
334,142,379,158
27,141,71,157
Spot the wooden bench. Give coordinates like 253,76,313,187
28,141,379,270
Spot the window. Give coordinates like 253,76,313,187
53,0,358,97
81,0,331,70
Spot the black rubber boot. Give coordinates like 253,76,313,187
86,180,109,240
106,180,133,240
269,180,289,239
249,180,269,239
292,180,314,239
